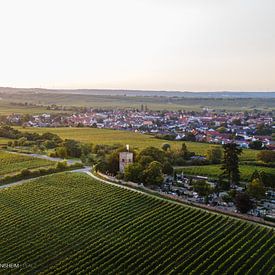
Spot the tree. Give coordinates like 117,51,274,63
249,140,263,150
235,192,253,213
184,132,196,142
255,124,272,135
94,160,108,173
138,155,154,168
162,161,173,175
216,126,227,133
221,143,242,185
257,150,275,163
179,143,194,160
63,139,82,158
106,151,119,175
55,146,68,158
56,161,67,170
137,147,165,163
206,146,222,164
193,180,213,197
81,143,93,157
143,161,164,185
162,143,171,152
181,143,188,158
124,163,143,183
247,178,265,200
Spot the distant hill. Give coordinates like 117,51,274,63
0,87,275,98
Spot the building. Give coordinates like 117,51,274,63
119,152,133,173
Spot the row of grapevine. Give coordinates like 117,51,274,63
0,172,273,274
0,150,53,176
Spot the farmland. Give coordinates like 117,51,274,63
17,127,258,161
1,89,275,112
0,151,54,176
0,100,70,116
176,164,275,182
0,172,273,274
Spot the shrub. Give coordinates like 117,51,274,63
20,168,31,177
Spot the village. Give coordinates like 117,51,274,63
5,107,275,149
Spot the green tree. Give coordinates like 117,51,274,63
181,143,188,159
235,192,253,213
63,139,82,158
56,161,67,170
81,143,93,157
137,147,165,163
124,163,143,183
247,178,266,200
143,161,164,185
138,155,154,168
249,140,263,150
216,126,227,133
162,143,171,152
221,143,242,185
55,146,68,158
206,146,222,164
106,151,119,175
162,161,173,175
193,180,213,197
179,142,195,160
257,150,275,163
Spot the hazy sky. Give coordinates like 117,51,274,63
0,0,274,91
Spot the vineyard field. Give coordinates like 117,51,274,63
176,164,275,182
0,151,54,176
0,172,274,274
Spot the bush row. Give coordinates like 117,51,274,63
0,161,84,185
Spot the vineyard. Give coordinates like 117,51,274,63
0,172,273,274
176,164,275,182
0,151,54,176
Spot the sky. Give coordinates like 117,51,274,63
0,0,274,92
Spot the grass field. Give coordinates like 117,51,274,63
17,127,258,161
176,164,275,182
1,91,275,111
0,151,54,176
0,137,12,145
0,172,273,274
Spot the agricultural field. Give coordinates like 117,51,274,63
1,90,275,111
0,172,273,274
17,127,258,161
0,100,70,115
0,137,12,146
0,151,54,176
176,164,275,182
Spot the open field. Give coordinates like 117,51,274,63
1,90,275,112
0,138,12,145
0,151,54,176
17,126,258,161
0,172,273,274
0,100,71,115
176,164,275,182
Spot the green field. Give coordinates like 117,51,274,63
1,91,275,111
0,172,273,274
17,127,258,161
176,164,275,182
0,100,71,115
0,151,54,176
0,137,12,145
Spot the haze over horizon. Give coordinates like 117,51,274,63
0,0,274,92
